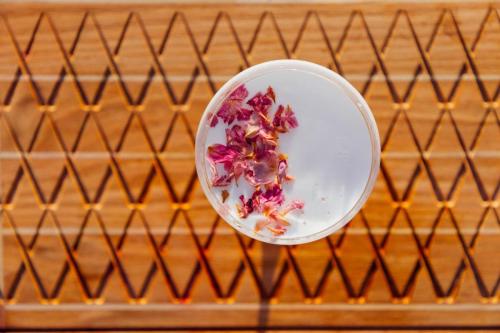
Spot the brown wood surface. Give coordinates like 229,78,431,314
0,1,499,331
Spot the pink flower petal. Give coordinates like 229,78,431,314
215,85,252,125
255,220,271,232
261,184,284,206
247,91,273,115
207,144,244,186
207,144,240,171
277,158,288,184
273,105,298,133
238,194,254,218
206,85,303,236
281,200,305,215
209,112,219,127
245,154,278,186
237,108,253,121
226,125,247,149
212,173,233,187
257,112,274,132
266,223,286,236
266,86,276,103
269,212,290,226
232,159,248,182
230,84,249,100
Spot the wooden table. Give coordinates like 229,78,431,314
0,1,498,331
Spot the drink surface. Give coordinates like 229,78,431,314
196,60,379,244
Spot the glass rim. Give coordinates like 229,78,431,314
195,59,381,245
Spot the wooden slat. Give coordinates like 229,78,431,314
0,1,498,330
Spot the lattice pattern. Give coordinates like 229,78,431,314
0,6,498,307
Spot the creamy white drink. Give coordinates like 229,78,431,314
196,60,380,245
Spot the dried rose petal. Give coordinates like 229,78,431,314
226,125,247,150
255,136,279,160
221,190,229,203
231,84,249,100
277,158,288,184
251,189,263,201
207,144,245,186
273,105,298,133
245,123,277,161
207,156,225,187
259,185,285,214
245,125,275,142
212,173,233,187
261,184,284,205
247,91,273,115
251,161,275,185
209,112,218,127
245,152,278,186
244,124,261,140
269,212,290,226
238,194,254,218
242,185,286,220
256,112,274,132
207,144,240,171
237,107,253,122
266,86,276,103
255,220,270,232
232,160,250,183
266,223,286,236
281,200,305,216
206,84,304,236
214,85,253,126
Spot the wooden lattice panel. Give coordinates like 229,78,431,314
0,2,498,330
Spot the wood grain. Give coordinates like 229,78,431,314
0,1,498,330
